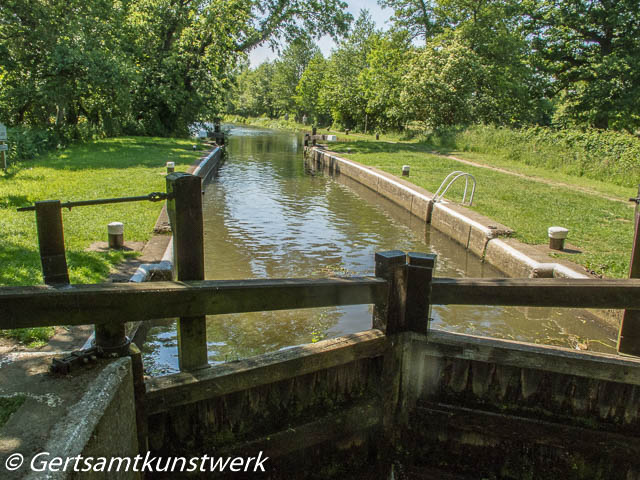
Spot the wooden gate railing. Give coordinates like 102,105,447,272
3,266,640,357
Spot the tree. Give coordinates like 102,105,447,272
0,0,135,134
377,0,440,40
529,0,640,131
270,37,321,118
401,36,485,127
319,10,379,130
359,30,412,131
0,0,353,136
295,54,329,125
229,62,277,117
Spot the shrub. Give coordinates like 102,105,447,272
425,125,640,188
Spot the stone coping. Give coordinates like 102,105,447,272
307,145,592,281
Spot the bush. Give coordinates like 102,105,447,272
425,125,640,188
3,124,103,169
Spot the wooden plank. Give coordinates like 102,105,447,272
0,277,386,330
219,401,381,458
405,252,436,334
618,184,640,356
166,172,208,370
145,329,388,415
431,277,640,309
35,200,69,285
419,329,640,386
373,251,406,331
415,402,640,457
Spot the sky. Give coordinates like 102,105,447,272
248,1,394,67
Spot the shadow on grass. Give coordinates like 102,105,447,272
37,138,201,171
0,236,125,288
0,195,31,209
330,140,455,157
0,239,43,286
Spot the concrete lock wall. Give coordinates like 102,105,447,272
306,146,592,281
306,146,621,328
24,358,139,480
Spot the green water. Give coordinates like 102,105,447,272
142,125,616,375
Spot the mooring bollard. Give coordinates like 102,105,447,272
166,161,175,173
108,222,124,249
402,165,410,177
548,226,568,250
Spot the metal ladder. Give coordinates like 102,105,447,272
433,171,476,206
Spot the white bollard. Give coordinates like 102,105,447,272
548,226,569,250
108,222,124,249
402,165,410,177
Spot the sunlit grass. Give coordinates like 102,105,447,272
0,136,204,343
330,139,634,279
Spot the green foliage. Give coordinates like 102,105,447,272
295,54,329,124
426,125,640,188
0,327,55,346
0,396,25,428
359,30,412,131
270,37,321,118
401,36,485,127
0,0,353,137
530,0,640,131
377,0,440,40
319,11,379,131
228,63,277,118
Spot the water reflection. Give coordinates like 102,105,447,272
142,125,617,376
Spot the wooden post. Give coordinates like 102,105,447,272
373,251,406,331
618,185,640,356
166,172,208,370
405,252,436,334
35,201,70,285
128,343,148,453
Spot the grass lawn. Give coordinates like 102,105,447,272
0,137,203,343
327,139,636,279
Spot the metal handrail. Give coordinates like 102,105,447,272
16,191,170,212
433,171,476,206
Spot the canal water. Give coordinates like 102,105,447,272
142,125,617,375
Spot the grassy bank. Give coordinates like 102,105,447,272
229,116,636,277
423,125,640,189
329,139,635,279
0,137,203,343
